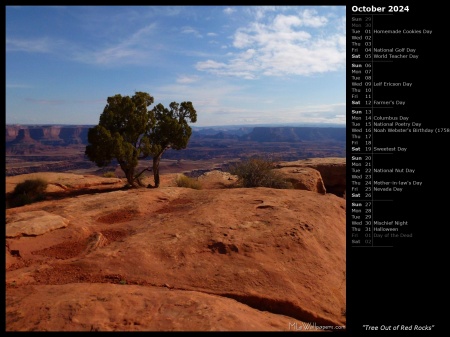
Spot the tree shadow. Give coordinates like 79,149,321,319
5,185,141,209
44,186,131,200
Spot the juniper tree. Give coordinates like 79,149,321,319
85,92,197,188
85,92,155,186
148,101,197,188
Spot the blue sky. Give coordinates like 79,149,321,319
6,6,346,127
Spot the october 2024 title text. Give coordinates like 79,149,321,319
351,5,410,13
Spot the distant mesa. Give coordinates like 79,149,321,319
6,125,345,146
6,125,90,145
11,129,39,144
242,127,346,142
5,124,346,173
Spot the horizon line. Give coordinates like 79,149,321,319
5,122,347,128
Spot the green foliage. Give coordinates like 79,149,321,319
175,174,202,190
149,101,197,152
229,158,292,189
85,92,155,187
147,101,197,188
8,178,48,208
85,91,196,188
102,171,116,178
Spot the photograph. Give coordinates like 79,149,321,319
4,3,441,334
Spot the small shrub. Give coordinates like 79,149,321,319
175,174,202,190
8,178,48,208
102,171,116,178
228,158,292,189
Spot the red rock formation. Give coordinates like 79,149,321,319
6,171,346,331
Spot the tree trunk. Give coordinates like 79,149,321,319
136,167,152,187
126,169,135,186
152,153,163,188
120,163,135,186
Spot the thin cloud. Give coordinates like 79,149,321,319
291,103,346,122
155,81,245,112
25,98,65,105
88,23,158,65
176,75,199,84
250,6,278,21
181,26,202,38
152,80,342,126
6,37,55,53
76,99,106,104
196,60,227,70
7,23,159,67
223,7,236,15
296,102,345,114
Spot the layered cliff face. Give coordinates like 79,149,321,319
6,129,46,155
5,126,92,156
60,127,89,145
6,125,91,146
13,129,40,144
7,125,346,146
6,125,25,142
